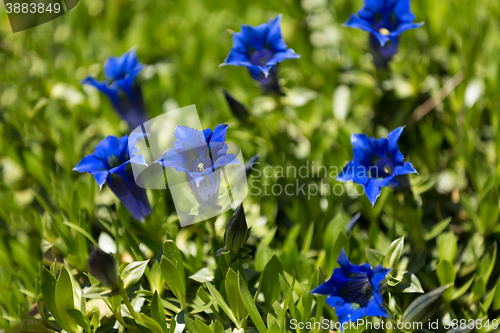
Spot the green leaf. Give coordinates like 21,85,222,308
452,275,475,300
365,248,384,265
120,260,149,290
436,260,455,300
261,255,284,309
224,269,246,325
67,309,91,333
139,314,165,333
402,285,451,324
91,311,100,332
424,217,452,241
205,282,238,327
189,268,214,283
397,272,424,293
184,316,199,333
163,240,185,289
384,237,404,268
160,256,186,309
150,291,168,333
41,268,62,327
438,232,457,263
237,271,267,333
55,266,78,333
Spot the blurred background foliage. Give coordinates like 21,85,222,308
0,0,499,331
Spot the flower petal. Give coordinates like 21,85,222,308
81,77,120,107
265,49,300,67
73,154,107,174
337,249,373,274
266,14,288,52
369,266,391,291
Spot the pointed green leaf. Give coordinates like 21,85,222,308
55,266,78,333
120,260,149,290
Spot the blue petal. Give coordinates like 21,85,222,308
155,149,188,172
213,154,239,169
393,0,416,22
203,128,213,143
313,268,349,295
240,22,268,51
369,266,391,291
351,133,387,164
173,126,207,151
93,171,108,189
106,167,151,221
104,49,142,81
334,302,366,325
391,162,418,177
73,154,107,174
115,66,144,99
265,49,300,67
390,21,424,38
265,14,288,52
386,126,405,163
337,160,369,183
325,296,345,307
337,249,373,274
362,177,392,206
92,135,128,169
81,77,120,107
344,14,391,46
209,124,229,143
364,292,389,318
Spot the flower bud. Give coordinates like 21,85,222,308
245,154,260,177
223,89,249,122
224,204,248,254
88,248,119,287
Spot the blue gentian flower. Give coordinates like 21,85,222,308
311,249,391,326
81,49,147,129
344,0,423,67
73,134,152,221
155,125,239,208
220,14,300,93
337,127,417,206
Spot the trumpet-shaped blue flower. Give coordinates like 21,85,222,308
73,134,152,221
156,125,239,207
337,127,417,206
82,49,147,129
344,0,423,66
311,249,391,326
221,14,300,92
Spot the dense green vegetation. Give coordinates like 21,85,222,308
0,0,499,332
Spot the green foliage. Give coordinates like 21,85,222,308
1,0,500,332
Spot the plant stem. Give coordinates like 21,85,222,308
121,291,140,321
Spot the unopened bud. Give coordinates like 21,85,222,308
223,89,249,122
224,204,248,254
88,248,119,287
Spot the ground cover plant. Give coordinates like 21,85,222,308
1,0,500,332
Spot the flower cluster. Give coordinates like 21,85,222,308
73,2,424,327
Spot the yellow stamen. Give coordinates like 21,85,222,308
226,29,235,34
197,163,204,172
379,28,390,36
